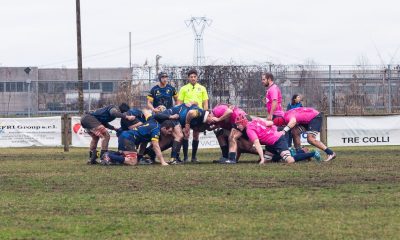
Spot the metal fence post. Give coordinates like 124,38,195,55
27,79,31,117
388,65,392,113
321,113,328,145
208,79,213,109
148,66,152,84
63,113,70,152
328,65,332,115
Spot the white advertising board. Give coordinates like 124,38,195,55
71,116,120,148
0,117,62,147
327,115,400,147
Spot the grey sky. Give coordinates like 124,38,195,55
1,0,399,68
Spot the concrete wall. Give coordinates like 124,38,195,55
0,67,39,81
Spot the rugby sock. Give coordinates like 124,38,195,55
171,141,182,158
89,150,97,159
182,139,189,160
324,148,334,155
100,150,107,158
220,145,229,158
296,148,305,154
228,152,237,161
137,154,143,160
143,147,150,155
89,150,97,163
272,154,281,162
144,147,156,161
294,152,315,162
108,152,125,164
192,140,199,160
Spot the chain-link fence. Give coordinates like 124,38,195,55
1,65,399,117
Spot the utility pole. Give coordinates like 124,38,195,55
76,0,84,114
329,65,332,115
185,17,212,67
88,68,91,112
156,55,162,75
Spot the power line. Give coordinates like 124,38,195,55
39,29,188,67
208,26,303,62
206,30,284,63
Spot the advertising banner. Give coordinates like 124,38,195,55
299,132,320,145
71,116,120,148
327,115,400,147
0,117,62,147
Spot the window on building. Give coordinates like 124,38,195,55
38,83,49,93
16,82,24,92
54,83,65,93
102,82,114,92
0,82,4,92
90,82,101,90
6,82,16,92
4,82,28,92
66,82,77,90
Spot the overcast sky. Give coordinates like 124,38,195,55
1,0,399,68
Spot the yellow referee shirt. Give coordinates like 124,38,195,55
178,83,209,109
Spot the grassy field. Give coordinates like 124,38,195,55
0,146,399,240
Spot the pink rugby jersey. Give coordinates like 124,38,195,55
231,107,246,124
265,84,283,116
284,107,319,125
212,104,246,129
246,118,283,146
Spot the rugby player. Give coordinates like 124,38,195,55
273,107,336,162
262,72,284,121
103,110,175,166
210,126,320,164
204,103,247,162
225,113,296,165
147,72,178,113
118,108,146,133
80,103,135,164
154,103,209,164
